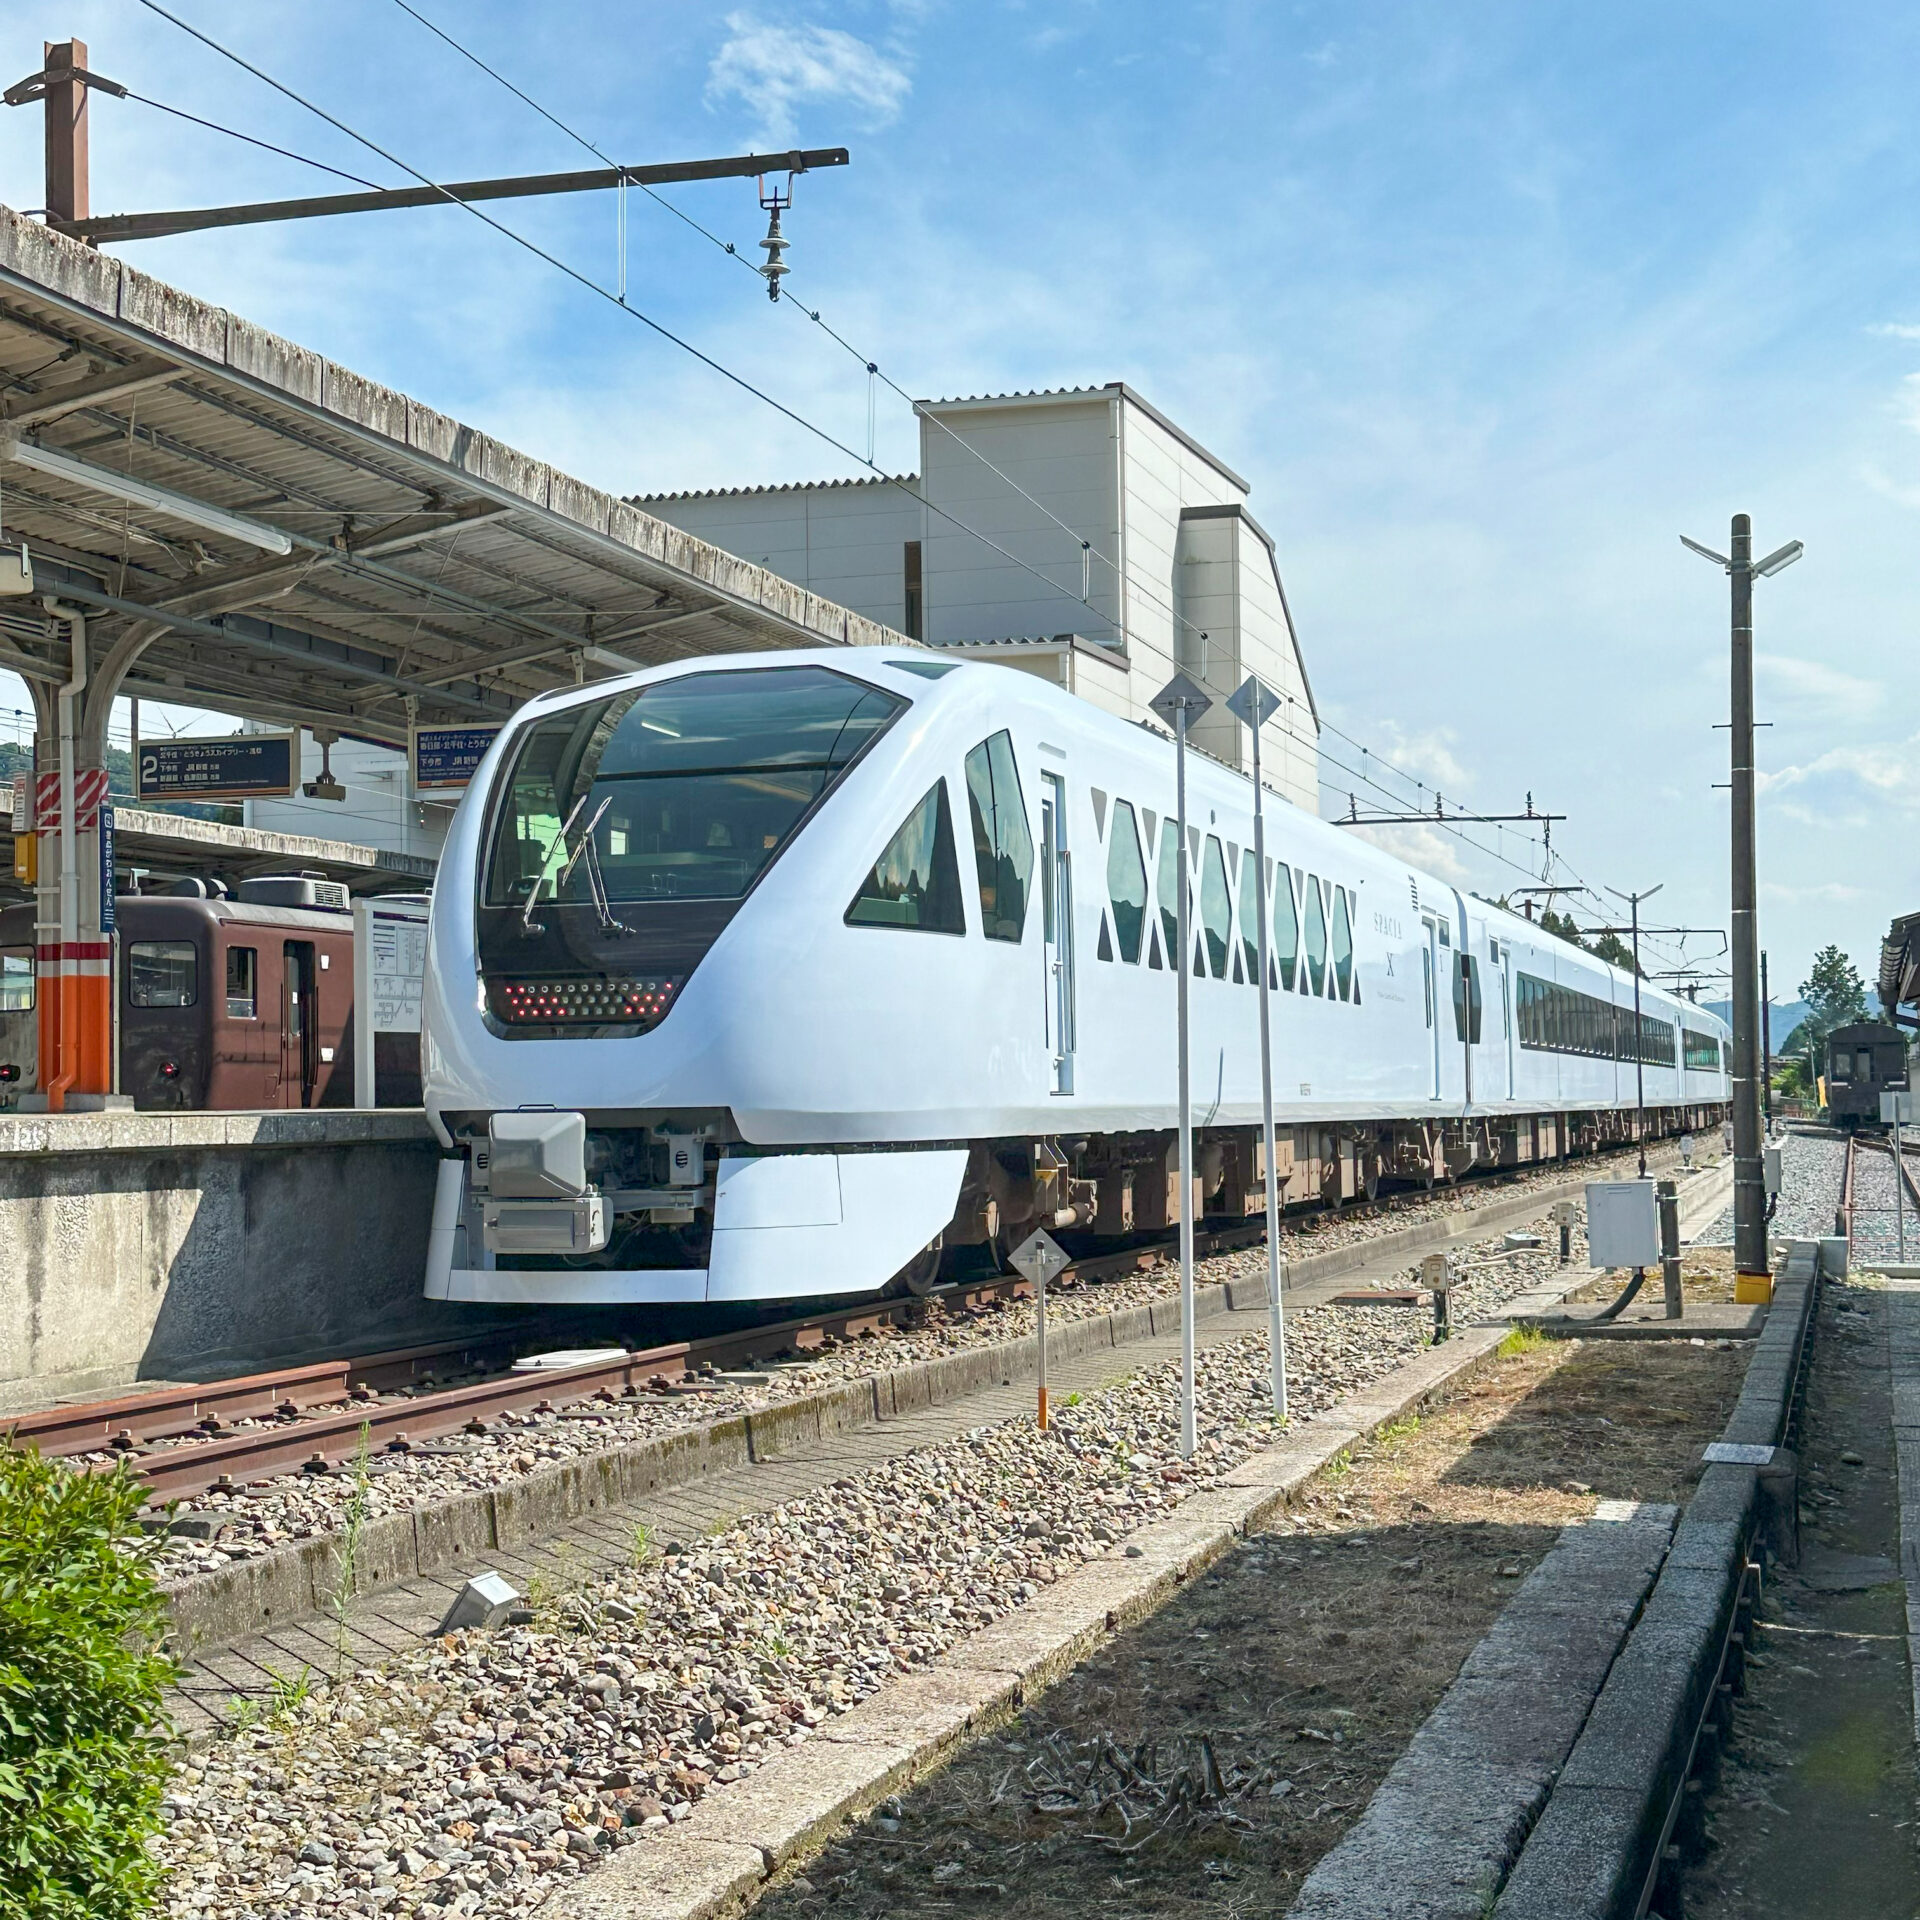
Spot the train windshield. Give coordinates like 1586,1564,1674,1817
484,666,903,907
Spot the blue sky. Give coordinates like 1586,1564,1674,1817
2,0,1916,999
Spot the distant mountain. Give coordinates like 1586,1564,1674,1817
1703,994,1886,1054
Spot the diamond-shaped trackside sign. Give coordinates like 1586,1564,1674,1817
1149,672,1213,726
1226,674,1282,730
1009,1229,1069,1287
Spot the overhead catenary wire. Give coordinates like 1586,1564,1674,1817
122,88,387,191
142,0,1650,925
379,1,1587,896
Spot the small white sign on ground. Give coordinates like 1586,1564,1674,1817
1586,1180,1660,1269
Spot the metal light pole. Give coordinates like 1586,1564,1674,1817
1228,673,1288,1422
1683,519,1801,1295
1150,673,1213,1459
1606,883,1662,1177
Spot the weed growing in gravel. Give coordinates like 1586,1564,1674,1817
1498,1324,1549,1358
327,1425,374,1677
630,1521,654,1566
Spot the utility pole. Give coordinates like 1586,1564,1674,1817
40,38,90,229
1606,884,1663,1177
1150,672,1213,1460
1228,672,1288,1423
1761,949,1773,1131
1684,516,1800,1299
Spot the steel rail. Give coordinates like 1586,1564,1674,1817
3,1333,521,1458
108,1225,1263,1506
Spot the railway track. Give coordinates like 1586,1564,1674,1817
15,1222,1268,1507
10,1138,1685,1509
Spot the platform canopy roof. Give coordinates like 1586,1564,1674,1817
0,207,904,746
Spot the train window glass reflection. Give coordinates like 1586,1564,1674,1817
1106,800,1148,963
1200,837,1231,978
1157,820,1182,966
1238,849,1262,985
130,942,197,1008
1303,876,1328,994
0,947,31,1012
226,947,258,1020
484,665,903,908
845,781,965,932
1273,864,1299,990
1331,887,1355,1000
963,731,1035,942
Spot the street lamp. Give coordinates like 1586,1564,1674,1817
1149,670,1213,1458
1682,517,1801,1299
1226,672,1289,1422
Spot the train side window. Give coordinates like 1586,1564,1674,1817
1273,863,1299,991
1237,849,1261,985
1157,819,1182,966
963,732,1034,942
1106,800,1148,963
1303,876,1328,995
1422,946,1434,1026
0,948,31,1012
845,780,966,933
129,941,197,1008
225,947,258,1020
1200,837,1232,978
1331,887,1355,1001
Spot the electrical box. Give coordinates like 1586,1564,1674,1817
1419,1251,1451,1292
1586,1181,1660,1269
1763,1146,1783,1195
1882,1091,1914,1126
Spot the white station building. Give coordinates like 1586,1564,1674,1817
636,384,1321,810
243,383,1322,856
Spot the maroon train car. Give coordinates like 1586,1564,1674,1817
0,877,384,1110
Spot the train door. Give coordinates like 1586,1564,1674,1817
1421,916,1442,1098
281,941,318,1108
1492,938,1515,1098
1041,772,1075,1094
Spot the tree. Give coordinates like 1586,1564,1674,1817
1797,945,1868,1055
1588,929,1642,976
1537,907,1586,951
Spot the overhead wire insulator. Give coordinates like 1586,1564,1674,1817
757,172,793,302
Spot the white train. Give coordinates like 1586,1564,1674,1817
421,650,1731,1305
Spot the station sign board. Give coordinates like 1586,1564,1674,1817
352,895,431,1106
411,723,504,792
136,734,295,802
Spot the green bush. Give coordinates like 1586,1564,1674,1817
0,1449,178,1919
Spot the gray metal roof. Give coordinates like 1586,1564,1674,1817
0,207,905,747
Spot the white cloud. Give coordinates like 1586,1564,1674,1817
1343,820,1471,885
1869,322,1920,340
1754,652,1882,719
706,14,912,146
1763,735,1920,812
1761,880,1871,906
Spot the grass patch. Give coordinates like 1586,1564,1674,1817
1498,1323,1550,1358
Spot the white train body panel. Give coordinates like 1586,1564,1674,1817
422,650,1730,1302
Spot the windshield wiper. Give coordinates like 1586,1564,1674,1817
519,793,631,936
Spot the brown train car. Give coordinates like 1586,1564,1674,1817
0,882,385,1110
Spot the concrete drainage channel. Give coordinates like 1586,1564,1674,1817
162,1159,1723,1665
